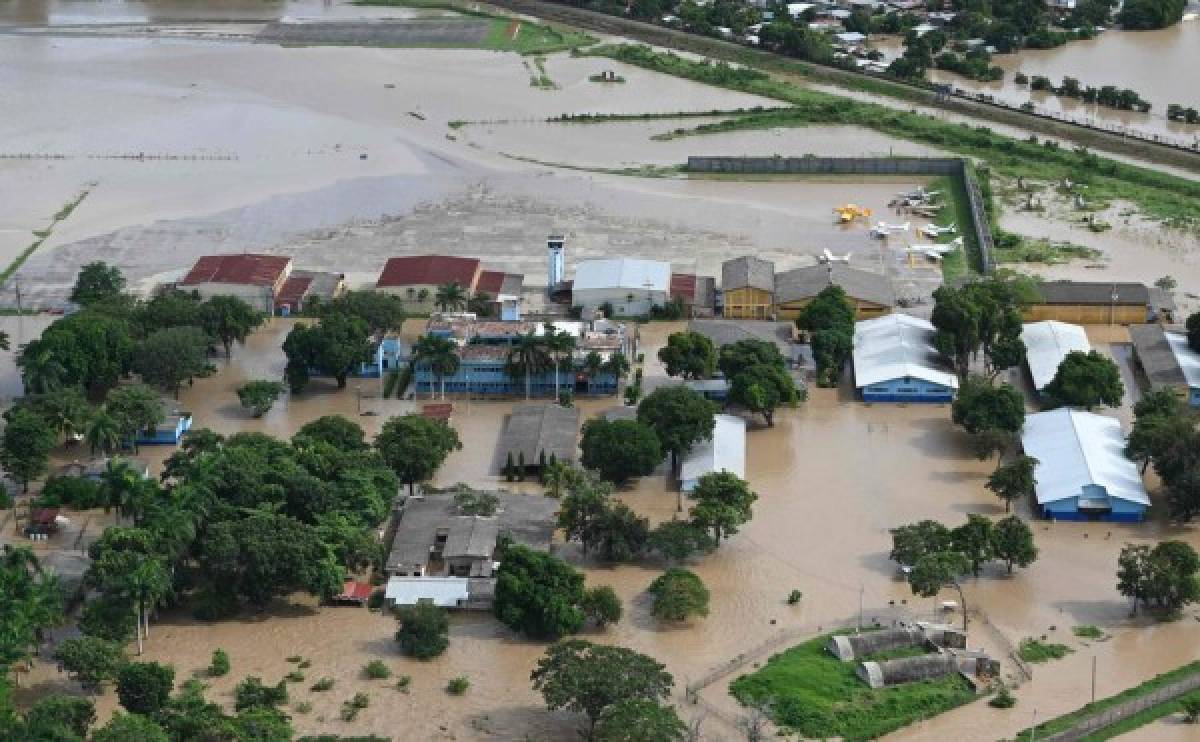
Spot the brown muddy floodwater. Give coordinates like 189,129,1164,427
4,318,1198,741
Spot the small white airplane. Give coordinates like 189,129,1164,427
870,221,910,237
905,237,964,260
896,187,941,201
818,248,851,264
919,223,956,238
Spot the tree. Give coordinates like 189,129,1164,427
987,455,1039,512
1118,0,1186,30
91,712,169,742
889,520,953,567
506,331,550,400
952,514,995,577
543,322,577,401
531,639,674,740
22,695,96,738
581,586,623,628
689,471,757,545
636,386,716,473
84,410,122,456
1117,543,1152,615
796,286,855,386
602,351,631,382
658,332,717,380
322,290,406,336
434,282,468,312
54,636,127,691
395,602,450,659
105,383,166,450
18,347,67,395
134,326,211,396
19,310,135,395
494,544,586,639
293,415,367,452
951,375,1025,461
375,414,461,495
234,677,288,711
117,661,175,715
1118,540,1200,617
237,380,285,418
908,551,972,630
594,699,686,742
580,419,662,484
558,472,614,556
199,295,262,358
728,362,799,426
648,568,710,622
70,261,126,306
0,407,56,491
587,502,650,563
992,516,1038,574
1043,350,1124,409
648,520,713,563
413,334,460,400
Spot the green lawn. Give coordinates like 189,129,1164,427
357,0,594,54
1017,638,1073,664
729,632,978,741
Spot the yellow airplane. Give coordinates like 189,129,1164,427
833,204,873,223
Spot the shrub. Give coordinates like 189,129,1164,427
234,677,288,711
286,656,302,663
310,677,335,692
39,475,103,509
364,660,391,680
208,648,230,677
298,659,311,669
294,701,313,714
367,588,385,611
116,662,176,716
395,675,412,693
284,671,305,683
1018,638,1073,664
648,568,710,622
1072,625,1104,639
446,676,470,695
1183,696,1200,723
787,590,803,605
340,692,370,721
989,684,1017,708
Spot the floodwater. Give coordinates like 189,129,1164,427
4,318,1198,741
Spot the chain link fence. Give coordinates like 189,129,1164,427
1042,672,1200,741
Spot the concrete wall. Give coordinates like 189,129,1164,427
189,282,277,315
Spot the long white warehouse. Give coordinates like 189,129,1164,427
1021,320,1090,392
681,414,747,493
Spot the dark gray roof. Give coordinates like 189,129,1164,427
689,320,793,357
443,517,500,559
774,264,896,307
497,403,579,470
1034,281,1150,306
695,276,717,309
722,256,774,292
1129,324,1187,391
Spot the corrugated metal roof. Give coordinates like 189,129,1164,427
722,256,774,292
442,517,499,559
377,255,480,288
181,254,291,287
852,314,959,389
1034,281,1149,306
1021,408,1149,507
680,414,746,490
385,576,469,607
573,258,670,292
1021,321,1091,391
774,264,895,307
1164,330,1200,388
1129,324,1187,391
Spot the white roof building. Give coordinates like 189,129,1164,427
852,314,959,390
1021,321,1091,391
572,257,671,318
1165,330,1200,389
681,414,747,493
384,576,470,607
1021,408,1150,511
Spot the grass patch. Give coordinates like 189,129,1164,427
932,175,973,282
992,233,1102,265
310,677,335,692
364,660,391,680
729,632,977,741
283,671,305,683
1072,625,1105,640
446,676,470,695
581,45,1200,230
353,0,594,53
0,186,90,289
1014,661,1200,740
862,645,933,662
1018,638,1073,663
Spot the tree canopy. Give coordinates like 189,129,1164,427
200,295,263,358
134,326,211,396
1043,350,1124,409
321,289,406,336
951,375,1025,459
237,380,285,418
70,261,126,307
648,568,710,622
283,314,373,392
580,418,662,484
1118,540,1200,617
395,602,450,659
796,285,856,387
1118,0,1187,30
636,386,716,471
987,455,1038,513
0,407,57,491
494,544,587,639
375,414,461,494
594,699,686,742
931,278,1028,380
689,471,757,544
658,331,717,380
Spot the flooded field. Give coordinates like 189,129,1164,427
3,317,1198,740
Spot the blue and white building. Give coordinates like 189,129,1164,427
1021,408,1150,523
135,413,193,445
355,334,407,378
852,314,959,403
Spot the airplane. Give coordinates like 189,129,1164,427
919,222,956,239
818,249,851,264
833,204,872,223
905,237,964,260
870,221,910,237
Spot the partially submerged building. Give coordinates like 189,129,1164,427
680,414,746,493
852,314,958,403
1021,320,1091,394
721,256,775,319
571,257,671,317
1023,281,1172,324
375,255,482,311
275,269,346,316
857,652,997,690
827,624,967,661
1021,408,1150,522
498,403,580,472
670,273,717,318
179,253,293,314
1129,324,1200,407
135,412,194,445
774,264,895,321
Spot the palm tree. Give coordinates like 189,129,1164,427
123,556,171,655
602,351,631,381
413,334,461,400
506,331,550,400
582,351,604,380
542,323,576,401
84,410,122,456
434,282,468,313
98,457,142,523
19,348,66,395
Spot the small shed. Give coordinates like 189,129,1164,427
385,576,469,608
332,580,374,605
1021,320,1091,393
680,414,746,493
1023,281,1163,324
421,403,455,424
1129,324,1200,407
853,314,958,402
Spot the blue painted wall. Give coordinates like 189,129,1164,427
136,415,193,445
861,376,955,403
1190,387,1200,408
1040,492,1148,523
414,361,618,397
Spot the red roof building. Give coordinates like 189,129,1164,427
421,403,454,423
181,254,292,287
476,270,507,294
333,580,374,605
376,256,481,291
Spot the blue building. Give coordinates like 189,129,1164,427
1021,408,1150,523
414,317,629,398
852,314,958,403
135,413,193,445
355,335,407,378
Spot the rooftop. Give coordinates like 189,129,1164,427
275,269,343,309
1033,281,1150,306
497,403,579,470
573,257,671,292
1129,324,1200,391
774,264,896,307
1021,321,1091,391
722,256,775,292
476,270,524,297
180,253,291,287
680,414,746,489
443,517,500,559
377,255,480,288
384,576,469,607
1021,408,1149,507
852,314,959,390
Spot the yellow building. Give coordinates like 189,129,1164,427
774,265,895,321
721,256,775,319
1022,281,1168,325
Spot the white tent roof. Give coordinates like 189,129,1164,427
573,258,670,292
681,414,746,491
852,314,959,390
385,576,469,607
1164,330,1200,388
1021,408,1149,507
1022,321,1091,391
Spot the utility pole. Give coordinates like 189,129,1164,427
858,584,864,633
1029,709,1038,742
1091,656,1097,704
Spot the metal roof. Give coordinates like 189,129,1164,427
180,254,291,287
442,517,500,560
1034,281,1150,306
721,256,774,292
680,414,746,490
498,403,580,468
1021,408,1149,507
385,576,469,607
1164,330,1200,388
1021,321,1091,391
377,255,480,288
774,264,895,307
572,258,671,292
852,314,959,389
